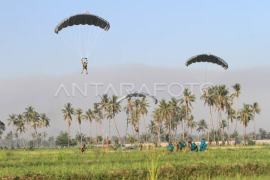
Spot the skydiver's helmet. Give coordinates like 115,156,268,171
135,127,139,133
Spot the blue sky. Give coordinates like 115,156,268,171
0,0,269,78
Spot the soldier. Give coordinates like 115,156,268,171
81,58,88,74
180,139,186,151
167,142,174,152
80,144,87,154
190,141,198,152
200,139,207,151
175,141,180,152
187,141,192,152
138,142,142,151
146,142,150,151
152,143,156,151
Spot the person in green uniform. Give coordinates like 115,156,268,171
190,141,198,152
180,139,186,151
167,142,174,152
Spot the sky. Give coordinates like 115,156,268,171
0,1,269,139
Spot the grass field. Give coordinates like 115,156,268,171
1,145,270,180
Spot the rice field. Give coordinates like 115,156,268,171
1,145,270,179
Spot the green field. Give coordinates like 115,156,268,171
1,146,270,180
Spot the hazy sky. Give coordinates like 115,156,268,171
0,1,269,139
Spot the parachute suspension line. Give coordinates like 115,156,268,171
89,30,105,57
87,26,97,58
212,67,224,84
210,66,222,83
208,63,218,84
88,28,104,57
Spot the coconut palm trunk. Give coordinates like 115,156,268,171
95,121,98,146
109,119,111,138
113,117,122,148
102,109,104,148
234,97,238,146
158,125,161,147
41,126,44,147
254,113,256,141
142,115,147,143
79,122,82,145
124,119,128,145
208,107,212,143
27,120,29,148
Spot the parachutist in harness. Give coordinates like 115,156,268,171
80,144,87,154
81,58,88,74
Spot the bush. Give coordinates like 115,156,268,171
247,139,255,146
28,145,34,151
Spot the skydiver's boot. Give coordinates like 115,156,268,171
86,70,88,74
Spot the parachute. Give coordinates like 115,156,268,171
185,53,228,84
116,92,158,105
55,11,110,59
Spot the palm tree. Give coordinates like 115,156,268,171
98,94,110,148
170,97,181,141
7,114,18,146
159,99,173,142
24,106,35,148
5,131,13,147
231,83,242,145
39,113,50,147
93,103,100,146
61,103,74,148
0,120,6,140
131,99,142,144
16,114,25,147
140,97,149,143
226,106,236,145
220,119,227,142
250,102,261,141
239,104,254,145
75,108,84,146
214,85,229,146
30,112,40,148
85,109,95,144
123,97,134,145
188,115,197,136
147,120,157,136
200,86,215,143
108,95,122,147
179,105,191,141
197,119,208,138
179,88,196,142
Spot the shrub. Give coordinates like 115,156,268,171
247,139,255,146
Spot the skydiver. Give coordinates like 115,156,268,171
81,58,88,74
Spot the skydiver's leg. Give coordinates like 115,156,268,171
81,68,84,74
86,69,88,74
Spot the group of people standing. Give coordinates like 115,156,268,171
167,139,207,152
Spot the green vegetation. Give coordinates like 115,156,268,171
1,146,270,179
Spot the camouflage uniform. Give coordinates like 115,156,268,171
138,142,142,151
152,143,156,151
175,141,180,152
146,143,150,151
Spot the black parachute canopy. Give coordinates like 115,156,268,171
117,92,158,104
55,11,110,34
185,54,228,70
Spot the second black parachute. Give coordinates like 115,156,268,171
185,53,228,70
185,53,228,84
